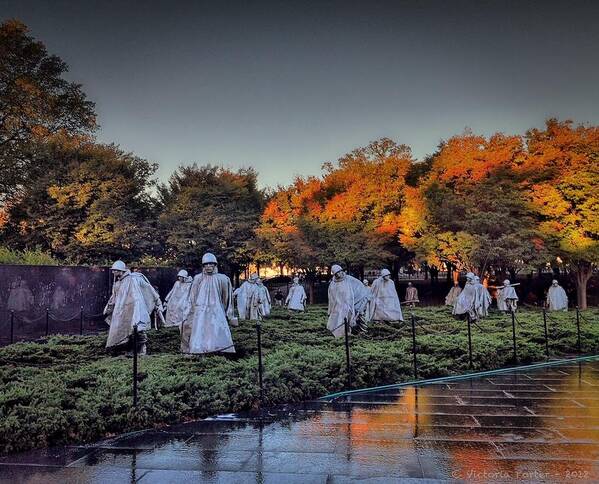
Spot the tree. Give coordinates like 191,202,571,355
401,132,545,279
523,119,599,309
0,135,158,263
0,20,96,201
157,165,265,279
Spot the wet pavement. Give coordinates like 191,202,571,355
3,358,599,483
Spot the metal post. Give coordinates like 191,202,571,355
79,306,84,336
132,325,138,407
542,308,549,359
45,308,50,336
10,310,14,344
410,313,418,379
576,306,581,353
256,322,264,404
511,308,517,364
344,318,352,390
466,314,473,370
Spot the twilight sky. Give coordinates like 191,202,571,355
1,0,598,188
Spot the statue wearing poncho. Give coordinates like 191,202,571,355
181,253,236,354
234,273,262,321
327,265,371,338
370,269,403,322
104,261,163,353
257,279,272,317
286,277,307,311
474,276,492,318
547,280,568,311
164,270,192,327
445,283,462,307
453,272,478,321
405,282,419,307
498,279,519,312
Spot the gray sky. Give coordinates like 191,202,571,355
2,0,598,188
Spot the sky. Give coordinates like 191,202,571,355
1,0,598,188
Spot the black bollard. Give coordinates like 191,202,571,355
79,306,84,336
45,308,50,336
344,318,352,390
511,308,518,364
542,308,549,359
410,313,418,379
256,322,264,405
132,325,138,407
576,306,581,353
466,314,473,370
10,310,14,344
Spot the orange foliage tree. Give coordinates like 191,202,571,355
400,131,546,279
522,119,599,308
256,138,413,298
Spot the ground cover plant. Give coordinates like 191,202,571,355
0,305,598,454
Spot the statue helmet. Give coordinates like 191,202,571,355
293,276,299,283
552,279,558,285
465,272,475,280
177,269,188,278
331,264,343,276
380,269,391,277
202,253,218,265
111,260,127,271
363,279,369,284
250,273,259,281
503,279,511,286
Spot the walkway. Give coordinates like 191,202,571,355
2,358,599,482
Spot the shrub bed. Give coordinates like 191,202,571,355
0,305,597,454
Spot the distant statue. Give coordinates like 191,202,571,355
234,273,262,321
370,269,403,322
181,253,237,354
497,279,519,313
445,281,462,307
453,272,478,321
405,282,419,307
274,288,284,307
327,264,371,338
363,279,370,287
547,280,568,311
164,269,192,328
286,277,307,311
104,260,164,355
474,276,492,318
257,278,272,317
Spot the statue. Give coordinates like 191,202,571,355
474,276,492,318
104,260,164,355
164,269,192,328
257,278,272,317
405,282,419,307
445,281,462,307
327,264,371,338
285,277,307,311
547,280,568,311
181,253,236,354
234,273,262,321
497,279,519,313
453,272,478,321
370,269,403,322
363,279,370,287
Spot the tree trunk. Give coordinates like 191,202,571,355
574,261,592,310
279,263,284,276
446,262,452,283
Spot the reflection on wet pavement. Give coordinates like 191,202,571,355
3,358,599,482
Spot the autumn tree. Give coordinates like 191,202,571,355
523,119,599,308
0,135,158,263
400,132,546,279
157,165,265,280
0,20,96,202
